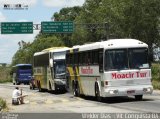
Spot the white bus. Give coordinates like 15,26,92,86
33,47,69,92
66,39,153,101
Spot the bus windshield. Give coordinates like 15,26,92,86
105,48,149,71
105,49,128,70
54,60,65,79
18,66,32,70
129,48,149,69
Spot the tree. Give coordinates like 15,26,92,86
11,0,160,64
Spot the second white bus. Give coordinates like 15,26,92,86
33,47,69,92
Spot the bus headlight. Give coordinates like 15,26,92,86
109,90,118,94
143,87,153,93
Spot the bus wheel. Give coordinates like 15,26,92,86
29,83,32,90
49,82,51,90
135,95,143,101
16,82,20,85
38,81,42,92
76,82,80,97
73,81,80,97
29,82,34,90
95,83,102,102
48,82,53,93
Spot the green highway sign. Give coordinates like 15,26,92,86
41,21,74,33
1,22,33,34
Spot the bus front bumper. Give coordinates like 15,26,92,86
102,85,153,97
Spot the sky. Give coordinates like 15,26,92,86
0,0,85,64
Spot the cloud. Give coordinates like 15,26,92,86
0,12,6,22
0,13,39,63
0,0,37,7
0,30,40,63
43,0,85,8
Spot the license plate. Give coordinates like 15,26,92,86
127,90,135,94
126,80,134,84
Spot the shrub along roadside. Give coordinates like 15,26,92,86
0,67,12,83
151,63,160,89
152,80,160,90
0,98,7,111
0,78,12,83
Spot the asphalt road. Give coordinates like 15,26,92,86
0,83,160,119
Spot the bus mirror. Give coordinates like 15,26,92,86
50,59,53,67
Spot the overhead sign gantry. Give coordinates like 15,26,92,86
0,21,74,34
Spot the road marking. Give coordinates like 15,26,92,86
46,99,54,104
62,99,69,102
30,102,37,105
76,97,84,101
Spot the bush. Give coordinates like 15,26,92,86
151,63,160,81
0,67,12,83
0,98,7,110
152,80,160,90
151,63,160,89
0,78,12,83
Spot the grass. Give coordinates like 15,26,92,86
151,63,160,89
0,98,7,111
152,80,160,90
0,66,12,83
0,78,12,83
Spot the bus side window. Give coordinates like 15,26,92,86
74,53,79,66
99,49,104,73
93,50,98,64
66,54,70,66
85,51,89,65
82,52,85,65
70,54,74,66
79,53,82,65
88,51,92,65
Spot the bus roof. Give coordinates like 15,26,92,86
14,64,32,67
42,47,67,52
50,47,69,53
73,39,148,51
34,51,49,56
34,47,69,56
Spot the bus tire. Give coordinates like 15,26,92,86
76,81,80,97
73,81,80,97
95,83,102,102
29,82,35,90
135,95,143,101
73,81,76,96
49,82,52,90
48,82,53,93
38,81,42,92
29,83,32,90
16,82,20,85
